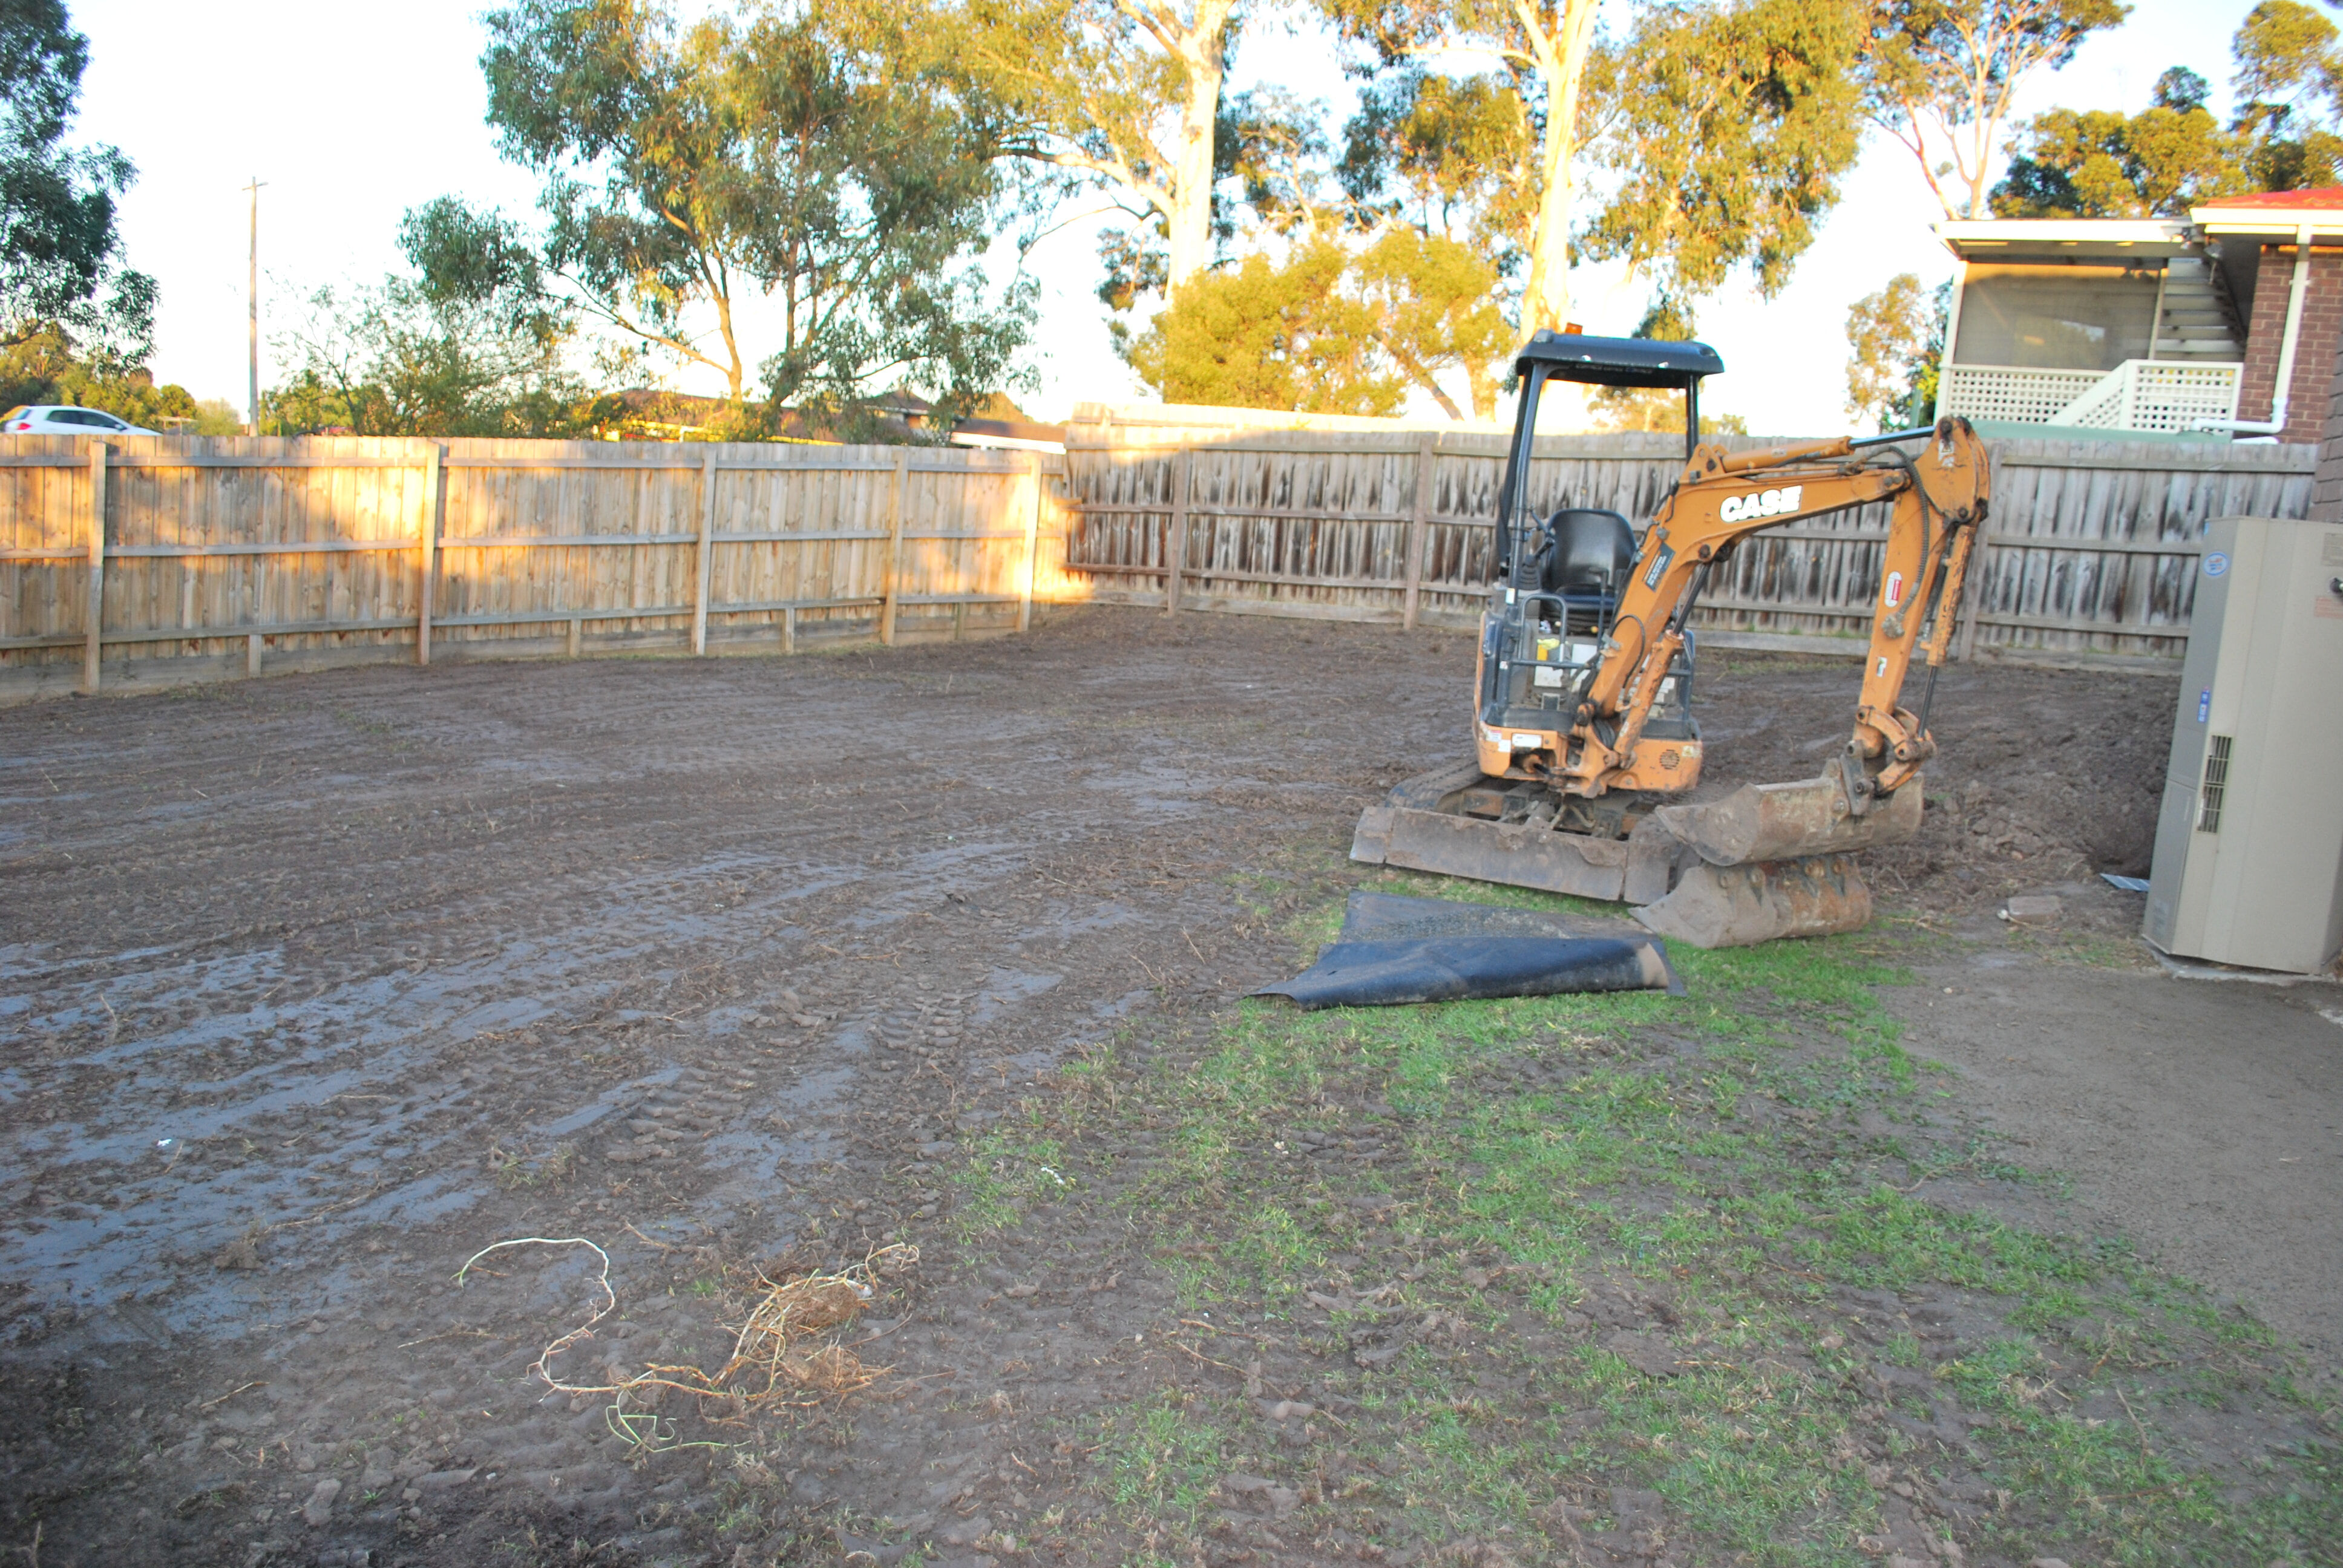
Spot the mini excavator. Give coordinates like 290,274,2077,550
1351,328,1991,947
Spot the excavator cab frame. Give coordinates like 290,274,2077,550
1494,330,1723,577
1482,332,1724,806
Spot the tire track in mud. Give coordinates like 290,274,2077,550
0,610,2174,1566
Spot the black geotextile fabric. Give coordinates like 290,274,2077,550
1252,892,1684,1010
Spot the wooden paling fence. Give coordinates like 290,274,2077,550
1060,409,2318,665
0,436,1082,695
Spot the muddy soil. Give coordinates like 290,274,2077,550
0,606,2319,1566
1883,939,2343,1370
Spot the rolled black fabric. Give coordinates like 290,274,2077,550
1254,935,1673,1010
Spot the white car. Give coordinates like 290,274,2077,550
1,404,159,436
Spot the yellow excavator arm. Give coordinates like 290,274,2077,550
1555,416,1990,803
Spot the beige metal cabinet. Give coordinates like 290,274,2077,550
2144,515,2343,972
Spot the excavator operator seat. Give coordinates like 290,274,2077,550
1538,508,1635,635
1541,508,1634,596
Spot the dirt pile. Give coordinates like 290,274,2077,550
1685,649,2178,912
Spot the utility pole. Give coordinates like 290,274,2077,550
244,177,266,436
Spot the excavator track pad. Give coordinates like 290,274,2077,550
1351,764,1922,948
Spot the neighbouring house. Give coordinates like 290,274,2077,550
1932,188,2343,444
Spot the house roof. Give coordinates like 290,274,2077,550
2193,187,2343,211
2191,188,2343,238
1935,218,2198,260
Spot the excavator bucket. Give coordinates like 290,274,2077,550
1350,768,1925,949
1651,774,1923,866
1633,854,1872,949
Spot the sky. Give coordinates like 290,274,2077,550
79,0,2249,436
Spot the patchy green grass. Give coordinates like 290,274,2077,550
1093,1393,1239,1530
949,1123,1072,1236
971,871,2338,1566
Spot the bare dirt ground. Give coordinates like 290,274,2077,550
2,607,2336,1567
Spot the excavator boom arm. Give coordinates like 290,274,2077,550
1565,418,1990,796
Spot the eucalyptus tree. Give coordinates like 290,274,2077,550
1863,0,2129,220
428,0,1031,431
0,0,153,362
951,0,1250,302
1332,0,1872,342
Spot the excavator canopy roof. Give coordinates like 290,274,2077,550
1514,329,1725,388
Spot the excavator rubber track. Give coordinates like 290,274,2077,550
1351,765,1922,949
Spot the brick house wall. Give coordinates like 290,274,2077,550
2236,244,2343,445
2313,313,2343,516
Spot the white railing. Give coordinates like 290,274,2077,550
1939,360,2243,434
2045,360,2243,434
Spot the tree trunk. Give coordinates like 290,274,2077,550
1162,0,1233,299
1516,0,1601,341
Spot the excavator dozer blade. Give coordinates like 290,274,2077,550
1651,774,1923,867
1351,765,1680,904
1634,854,1872,949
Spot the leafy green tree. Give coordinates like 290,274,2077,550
1126,229,1510,416
1862,0,2130,221
1351,230,1515,418
1128,241,1392,411
1328,0,1869,342
1579,0,1870,326
0,322,197,426
954,0,1243,301
1993,69,2256,215
443,0,1030,432
1844,272,1947,432
2230,0,2343,191
0,0,156,369
270,201,604,438
1319,0,1602,338
1338,68,1536,267
1993,4,2343,217
188,397,242,436
274,278,600,439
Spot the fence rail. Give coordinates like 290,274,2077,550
1056,416,2316,664
0,435,1081,693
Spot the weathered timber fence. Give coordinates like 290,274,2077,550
0,436,1081,695
1060,414,2317,665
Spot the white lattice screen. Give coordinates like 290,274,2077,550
1938,365,2103,425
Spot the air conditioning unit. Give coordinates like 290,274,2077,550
2144,515,2343,973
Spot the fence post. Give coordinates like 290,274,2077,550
1164,445,1191,613
880,448,908,645
1017,453,1041,633
692,449,718,655
1404,433,1433,632
81,439,106,693
418,441,443,666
